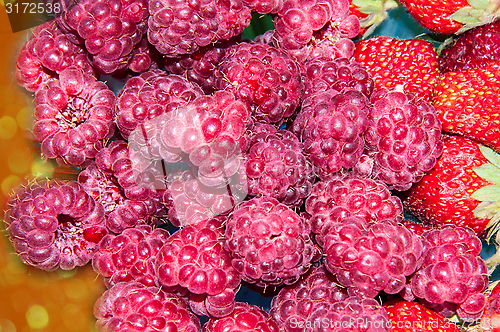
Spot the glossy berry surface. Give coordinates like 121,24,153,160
92,225,169,288
4,180,107,271
203,302,279,332
324,217,423,298
94,282,201,332
245,123,315,207
214,42,302,125
33,67,115,166
224,196,320,287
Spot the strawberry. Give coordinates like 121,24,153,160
404,135,500,238
433,62,500,151
398,0,500,34
353,36,439,101
349,0,399,37
481,281,500,332
384,300,460,331
402,219,434,236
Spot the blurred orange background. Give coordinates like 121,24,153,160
0,2,106,331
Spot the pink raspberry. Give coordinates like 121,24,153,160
156,218,242,317
273,0,349,50
364,88,444,191
224,196,320,287
324,217,423,298
410,226,488,322
15,20,94,92
59,0,149,74
245,123,315,207
32,67,115,166
304,175,403,246
4,180,107,271
78,162,163,233
128,35,164,73
147,0,251,57
203,302,280,332
301,57,374,99
94,282,201,332
292,89,370,180
114,70,203,139
92,225,169,287
270,265,349,332
214,42,302,125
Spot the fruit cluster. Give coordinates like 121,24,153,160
7,0,500,331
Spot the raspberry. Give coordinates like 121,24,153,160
114,70,203,139
94,282,201,332
156,218,242,317
324,217,424,298
203,302,280,332
304,175,403,246
59,0,149,74
292,88,370,180
128,35,164,73
162,168,248,227
245,123,315,207
301,57,374,99
273,0,349,50
410,226,488,322
401,219,434,236
78,162,162,233
224,196,320,287
243,0,283,13
270,265,349,332
147,0,251,57
4,180,107,271
214,42,302,125
364,88,444,191
165,38,238,94
92,225,169,288
15,20,94,92
32,67,115,166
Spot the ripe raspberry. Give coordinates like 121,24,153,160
4,180,107,271
94,140,167,211
162,168,248,227
273,0,349,50
15,20,94,92
270,265,350,332
292,89,370,180
128,35,164,73
147,0,251,57
94,282,201,332
156,218,242,317
92,225,169,288
32,67,115,166
165,39,238,94
203,302,280,332
324,217,424,298
410,226,488,322
301,57,374,99
78,162,162,233
364,88,444,191
214,42,302,125
245,123,315,207
304,175,403,246
224,196,320,287
59,0,149,74
114,70,203,139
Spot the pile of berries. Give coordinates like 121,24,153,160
8,0,500,331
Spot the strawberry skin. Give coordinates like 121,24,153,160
433,63,500,151
384,300,460,331
354,36,439,101
404,135,495,236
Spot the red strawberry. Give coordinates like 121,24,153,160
353,36,439,101
404,135,500,238
384,300,460,331
433,63,500,150
481,281,500,332
349,0,398,37
398,0,500,34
